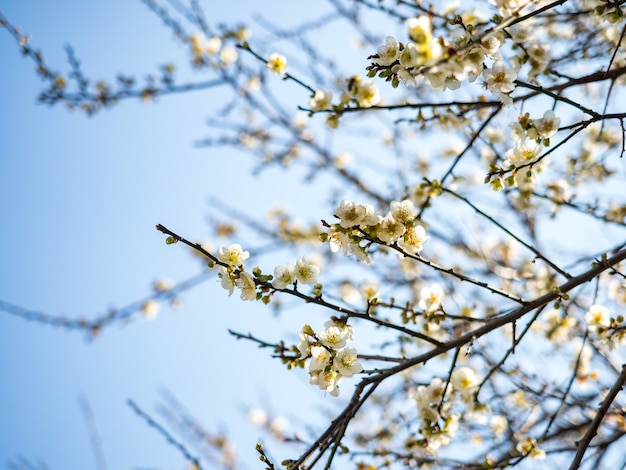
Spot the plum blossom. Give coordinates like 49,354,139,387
504,140,542,167
355,80,380,108
266,53,287,75
309,89,333,111
533,110,561,139
218,266,235,295
217,243,249,267
309,345,332,371
407,16,433,45
334,347,363,377
483,62,517,102
390,199,416,224
272,263,295,289
374,36,400,66
310,368,341,396
418,283,444,312
584,304,611,332
235,271,257,301
451,367,480,391
298,320,361,396
335,199,368,228
318,325,350,349
398,225,430,255
294,257,320,285
377,213,406,243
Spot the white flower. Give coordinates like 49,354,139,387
398,225,430,255
407,16,432,45
527,43,551,79
504,140,542,166
390,199,416,223
584,304,611,328
269,416,289,436
361,203,381,226
217,244,249,267
516,436,545,459
509,121,526,142
219,47,238,66
336,199,367,228
392,63,421,86
297,331,311,358
334,347,363,377
272,263,295,289
377,213,406,243
483,61,517,94
414,378,447,421
189,32,207,57
206,36,222,55
309,90,333,111
309,368,341,396
328,226,351,255
361,280,380,301
355,80,380,108
425,63,464,91
294,257,320,285
533,110,561,139
480,32,504,58
248,408,268,426
218,266,235,295
451,366,480,391
348,243,371,264
318,325,350,350
309,345,332,371
490,415,508,438
142,300,160,320
266,53,287,75
374,36,400,66
324,319,354,341
399,42,422,69
418,283,444,312
235,271,257,301
461,46,485,82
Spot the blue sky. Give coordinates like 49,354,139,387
0,2,348,468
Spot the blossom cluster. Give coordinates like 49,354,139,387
409,366,490,454
296,320,363,396
366,12,554,105
188,29,246,68
215,243,321,301
488,110,561,192
306,76,380,128
322,199,430,264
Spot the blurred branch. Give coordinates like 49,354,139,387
127,399,204,470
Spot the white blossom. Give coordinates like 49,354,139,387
374,36,400,66
451,366,480,391
483,61,517,94
334,347,363,377
217,244,249,267
235,271,256,301
418,283,444,312
533,110,561,138
377,213,406,243
390,199,416,223
318,325,350,350
309,90,333,111
272,263,295,289
294,257,320,285
309,345,331,371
